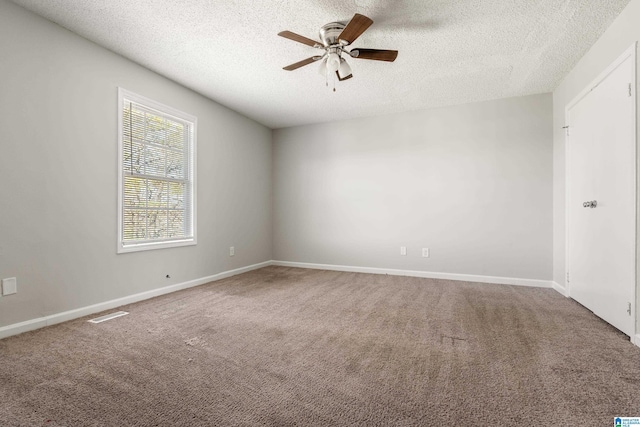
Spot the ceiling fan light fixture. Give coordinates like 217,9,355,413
326,52,341,73
338,58,352,79
318,57,328,76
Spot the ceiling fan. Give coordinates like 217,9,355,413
278,13,398,87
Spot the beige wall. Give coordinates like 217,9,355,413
273,94,553,280
0,0,273,328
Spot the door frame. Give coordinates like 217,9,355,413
564,42,637,339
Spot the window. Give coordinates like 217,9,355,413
117,88,196,253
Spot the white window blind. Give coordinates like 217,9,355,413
117,88,196,253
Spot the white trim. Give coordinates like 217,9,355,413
634,335,640,348
564,42,637,339
0,261,270,340
116,87,198,254
271,260,553,288
551,281,570,297
117,238,196,254
634,41,638,349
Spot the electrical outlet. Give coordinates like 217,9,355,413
2,277,17,296
400,246,407,256
422,248,429,258
230,246,235,256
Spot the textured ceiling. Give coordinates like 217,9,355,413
10,0,630,128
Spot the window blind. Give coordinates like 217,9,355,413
120,96,195,249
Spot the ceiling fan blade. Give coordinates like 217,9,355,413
336,71,353,81
278,31,323,48
338,13,373,45
351,48,398,62
283,56,322,71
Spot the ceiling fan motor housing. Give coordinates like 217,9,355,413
319,22,346,47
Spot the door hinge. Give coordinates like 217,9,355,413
566,272,570,283
630,83,633,97
627,302,632,316
563,125,570,137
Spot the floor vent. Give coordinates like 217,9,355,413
88,311,129,324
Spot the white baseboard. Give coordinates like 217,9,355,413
551,281,570,297
634,335,640,349
271,260,553,288
0,261,271,340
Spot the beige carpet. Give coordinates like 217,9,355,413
1,266,639,426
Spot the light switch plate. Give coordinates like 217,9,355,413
2,277,17,296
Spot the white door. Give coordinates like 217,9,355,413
567,49,636,337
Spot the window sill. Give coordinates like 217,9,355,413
117,238,196,254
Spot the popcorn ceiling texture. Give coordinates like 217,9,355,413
10,0,630,128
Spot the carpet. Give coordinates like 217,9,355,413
1,266,639,426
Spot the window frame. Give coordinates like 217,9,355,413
117,87,197,254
